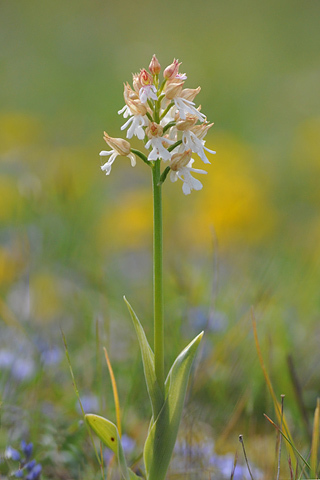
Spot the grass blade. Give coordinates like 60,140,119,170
264,413,311,471
104,346,122,438
251,308,297,468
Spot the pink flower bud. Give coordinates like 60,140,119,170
163,59,181,80
149,54,161,75
146,122,163,138
180,86,201,102
191,122,213,140
165,81,184,100
132,73,142,93
126,97,147,116
139,69,153,86
176,115,198,131
123,82,139,102
170,149,192,171
103,132,132,156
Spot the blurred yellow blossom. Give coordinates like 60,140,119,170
30,273,61,323
0,177,23,222
0,247,19,287
0,112,43,154
96,190,152,252
183,133,277,248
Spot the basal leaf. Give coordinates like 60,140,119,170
143,331,203,480
85,414,129,480
124,297,164,417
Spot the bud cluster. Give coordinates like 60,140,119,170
100,55,215,194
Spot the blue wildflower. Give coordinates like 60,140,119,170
4,441,42,479
21,441,33,459
5,446,21,461
78,394,99,414
25,460,36,471
14,470,24,478
25,463,42,480
121,434,136,455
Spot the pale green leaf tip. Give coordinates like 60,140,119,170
194,331,204,343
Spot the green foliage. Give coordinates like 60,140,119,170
85,414,140,480
124,297,164,418
144,332,203,480
88,297,203,480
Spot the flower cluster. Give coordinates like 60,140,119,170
100,55,215,194
4,441,42,480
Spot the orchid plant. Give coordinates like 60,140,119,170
86,55,215,480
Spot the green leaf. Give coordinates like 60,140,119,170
158,166,171,186
85,414,129,480
128,469,142,480
124,297,164,417
143,331,203,480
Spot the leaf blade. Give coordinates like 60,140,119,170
85,414,129,480
124,296,164,417
144,331,203,480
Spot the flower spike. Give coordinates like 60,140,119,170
99,55,215,194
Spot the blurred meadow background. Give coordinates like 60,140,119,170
1,0,320,478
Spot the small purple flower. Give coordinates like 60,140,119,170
78,394,99,414
11,358,35,381
40,346,62,366
4,441,42,479
21,441,33,459
121,434,136,455
26,463,42,480
5,446,21,461
25,460,36,471
14,470,24,478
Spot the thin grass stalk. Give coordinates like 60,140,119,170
276,394,285,480
103,347,122,438
264,414,311,471
251,308,297,467
239,435,254,480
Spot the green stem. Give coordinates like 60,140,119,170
152,159,165,392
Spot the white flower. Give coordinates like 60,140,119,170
145,122,175,161
173,97,206,122
145,137,174,161
139,85,158,104
100,133,136,175
118,104,131,118
176,72,187,81
160,105,177,128
169,149,207,195
121,115,147,140
182,130,215,164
